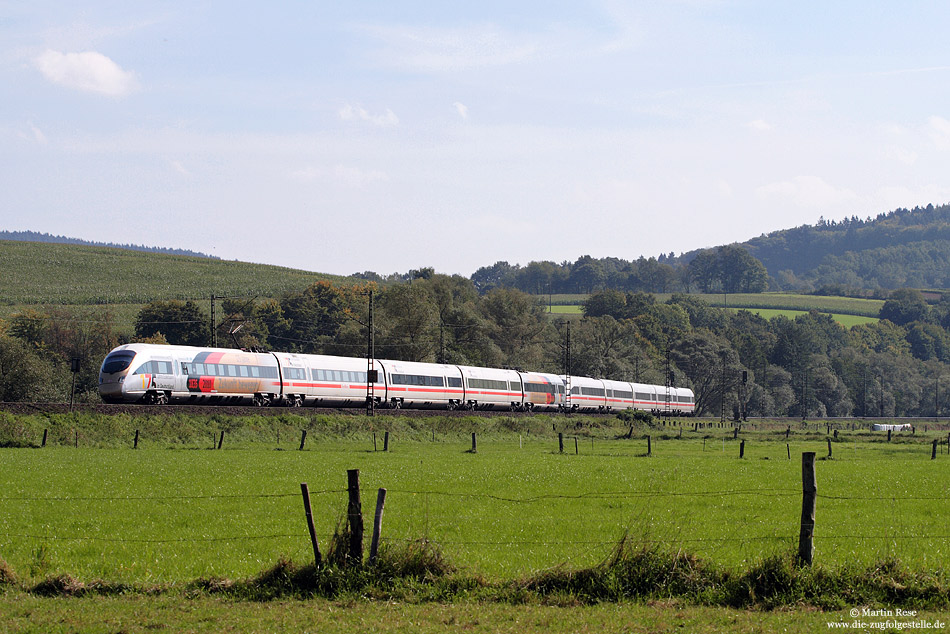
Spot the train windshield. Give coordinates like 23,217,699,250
101,351,136,374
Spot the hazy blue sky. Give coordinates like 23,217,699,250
4,1,950,276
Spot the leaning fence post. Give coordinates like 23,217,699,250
299,430,307,451
797,452,817,566
347,469,364,565
300,483,322,567
217,430,225,450
369,488,387,566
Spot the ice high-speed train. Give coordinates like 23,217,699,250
99,343,695,414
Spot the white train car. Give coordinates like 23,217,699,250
567,376,607,411
375,359,463,409
670,386,696,415
519,371,564,411
603,379,635,411
288,353,374,408
457,365,523,410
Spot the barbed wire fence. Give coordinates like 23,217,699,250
1,455,948,581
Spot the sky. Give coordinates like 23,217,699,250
4,1,950,277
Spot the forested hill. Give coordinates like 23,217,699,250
739,203,950,289
0,231,217,260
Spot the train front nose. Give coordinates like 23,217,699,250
98,349,137,403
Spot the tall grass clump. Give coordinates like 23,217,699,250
521,532,724,604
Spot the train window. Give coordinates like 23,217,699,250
181,363,189,375
240,366,248,377
251,366,260,378
614,390,633,399
206,363,216,375
468,378,508,391
581,387,605,397
102,351,136,374
509,382,521,392
448,377,462,388
571,386,580,395
228,365,237,377
333,371,343,382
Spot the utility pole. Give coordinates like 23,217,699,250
210,294,216,347
366,290,376,416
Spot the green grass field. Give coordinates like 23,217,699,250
1,414,946,585
547,304,879,326
2,412,948,631
0,240,346,306
548,292,885,317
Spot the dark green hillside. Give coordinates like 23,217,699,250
0,240,346,306
741,203,950,289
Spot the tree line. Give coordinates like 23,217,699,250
4,276,950,418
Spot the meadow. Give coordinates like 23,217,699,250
0,240,344,306
1,412,947,586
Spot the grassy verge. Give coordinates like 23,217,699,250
6,592,926,634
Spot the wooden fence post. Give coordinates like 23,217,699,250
300,483,322,567
384,431,390,452
932,439,938,460
739,439,745,459
42,429,48,447
733,427,739,439
347,469,364,565
574,437,578,455
373,432,377,452
827,437,832,459
887,429,892,442
787,443,791,460
217,430,225,450
134,429,139,450
471,432,477,453
797,452,817,566
647,435,652,456
369,488,387,565
558,432,564,453
299,429,307,451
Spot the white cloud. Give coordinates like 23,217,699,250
339,103,399,127
928,115,950,150
34,49,137,97
290,164,389,187
21,121,48,145
453,101,469,120
169,160,189,176
748,119,772,132
756,175,858,208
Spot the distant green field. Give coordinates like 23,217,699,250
545,292,885,327
548,304,878,327
0,240,347,306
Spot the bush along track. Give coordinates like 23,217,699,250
3,536,948,610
